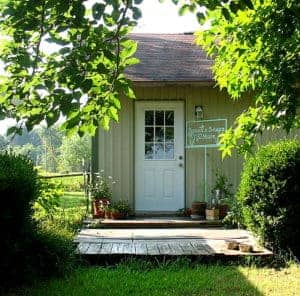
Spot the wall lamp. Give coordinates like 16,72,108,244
195,105,204,120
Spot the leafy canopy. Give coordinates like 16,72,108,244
0,0,141,136
194,0,300,156
0,0,255,137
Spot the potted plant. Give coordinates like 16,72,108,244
205,196,219,220
191,200,206,220
89,171,116,218
211,170,234,220
205,188,220,220
110,200,131,219
104,204,112,219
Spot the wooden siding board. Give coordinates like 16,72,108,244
96,85,299,209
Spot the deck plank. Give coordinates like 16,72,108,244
99,243,113,255
86,243,102,255
77,243,90,254
145,242,160,255
134,242,148,255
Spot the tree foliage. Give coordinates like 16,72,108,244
195,0,300,156
58,134,91,172
0,0,141,137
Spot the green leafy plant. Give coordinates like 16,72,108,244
0,0,142,136
237,139,300,257
211,170,234,205
33,178,64,222
0,152,39,287
114,200,131,215
89,171,116,200
195,0,300,156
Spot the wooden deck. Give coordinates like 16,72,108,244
75,228,272,256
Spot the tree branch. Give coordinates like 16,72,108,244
32,0,46,77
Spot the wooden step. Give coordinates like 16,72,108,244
84,217,222,228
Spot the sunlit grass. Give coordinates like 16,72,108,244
12,262,300,296
59,191,86,209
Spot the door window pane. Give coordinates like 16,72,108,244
165,127,174,142
145,143,154,159
165,111,174,125
165,143,174,159
145,111,154,125
155,127,164,142
155,111,164,125
155,143,165,159
145,127,154,142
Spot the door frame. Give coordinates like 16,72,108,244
133,99,186,213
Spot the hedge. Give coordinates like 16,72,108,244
237,139,300,258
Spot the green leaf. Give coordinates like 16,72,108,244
179,4,190,16
100,115,110,130
6,126,22,136
221,8,231,21
108,106,119,122
123,84,135,99
92,3,105,20
120,40,137,59
81,79,93,92
196,12,206,24
46,110,60,127
242,0,254,10
132,7,142,20
59,47,71,55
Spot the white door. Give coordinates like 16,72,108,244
135,101,185,212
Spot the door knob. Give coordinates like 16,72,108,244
179,163,184,167
178,155,183,160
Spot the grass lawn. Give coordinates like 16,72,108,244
59,191,86,209
12,262,300,296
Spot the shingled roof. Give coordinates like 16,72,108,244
125,33,213,83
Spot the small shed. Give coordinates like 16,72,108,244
92,33,294,214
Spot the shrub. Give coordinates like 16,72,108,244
237,140,300,257
0,152,39,286
0,153,80,289
0,152,39,236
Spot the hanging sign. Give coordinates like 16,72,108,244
186,119,227,148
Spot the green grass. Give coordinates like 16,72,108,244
11,262,300,296
59,191,86,209
58,175,85,192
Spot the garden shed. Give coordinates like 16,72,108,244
91,33,296,214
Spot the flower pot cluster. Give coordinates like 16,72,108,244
92,198,110,219
188,202,229,221
88,171,116,218
103,200,131,220
188,171,234,221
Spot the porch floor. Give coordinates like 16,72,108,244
75,227,272,257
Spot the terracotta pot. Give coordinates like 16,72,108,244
205,208,219,220
191,201,206,217
219,204,229,219
92,200,104,218
111,211,125,220
104,211,111,219
92,198,110,218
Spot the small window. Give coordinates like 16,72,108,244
144,110,175,160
